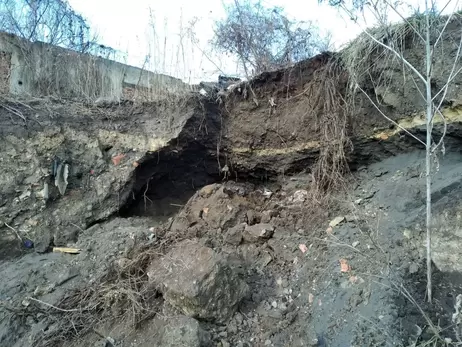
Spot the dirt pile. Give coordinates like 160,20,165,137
16,159,459,347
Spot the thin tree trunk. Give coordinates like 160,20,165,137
424,0,433,303
425,101,432,304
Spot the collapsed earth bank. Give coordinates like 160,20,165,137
2,15,462,347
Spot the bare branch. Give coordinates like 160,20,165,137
0,103,27,124
26,297,83,313
362,29,427,84
432,32,462,105
428,22,462,156
424,0,434,303
432,0,460,57
4,222,23,243
0,0,104,53
324,0,458,307
431,108,447,153
338,1,426,83
410,73,427,101
356,83,426,146
212,0,330,76
438,0,456,17
382,0,425,43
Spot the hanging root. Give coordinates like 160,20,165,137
304,59,353,194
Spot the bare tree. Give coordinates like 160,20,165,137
323,0,462,302
212,0,332,76
0,0,102,53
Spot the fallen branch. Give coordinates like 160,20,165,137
0,103,27,124
26,297,83,313
4,222,23,243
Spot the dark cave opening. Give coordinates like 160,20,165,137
119,143,222,220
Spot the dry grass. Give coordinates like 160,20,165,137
0,92,115,126
30,251,156,347
1,33,192,104
340,12,462,91
1,227,188,347
304,59,353,194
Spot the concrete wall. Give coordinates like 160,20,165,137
0,32,191,101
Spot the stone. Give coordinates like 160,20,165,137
148,240,248,322
409,263,419,274
255,250,273,269
261,210,278,223
34,231,52,253
199,184,219,198
225,223,245,245
93,338,109,347
160,316,210,347
234,312,244,325
243,223,274,243
53,227,78,247
94,96,120,107
18,190,31,201
223,182,255,197
295,219,304,230
403,228,412,239
33,284,55,296
288,190,308,204
328,216,345,228
227,319,238,334
345,214,356,222
246,210,261,225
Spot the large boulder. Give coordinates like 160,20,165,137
147,239,248,322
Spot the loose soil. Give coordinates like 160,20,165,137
2,150,462,347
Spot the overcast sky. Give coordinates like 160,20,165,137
67,0,457,83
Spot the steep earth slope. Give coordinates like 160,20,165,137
1,14,462,347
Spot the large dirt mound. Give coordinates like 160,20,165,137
4,155,462,346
